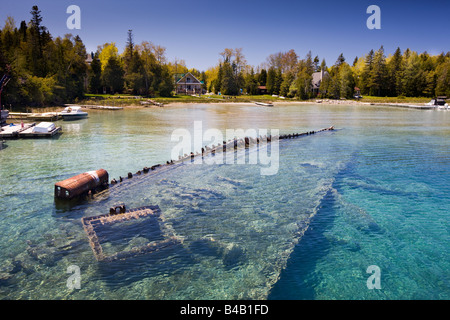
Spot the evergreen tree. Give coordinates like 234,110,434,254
89,52,102,94
124,30,134,72
313,55,320,72
402,51,422,97
361,49,374,95
258,69,267,86
245,68,258,95
221,60,238,95
102,56,124,93
266,67,276,95
318,59,327,72
29,5,47,77
335,53,346,68
387,47,403,96
369,46,388,96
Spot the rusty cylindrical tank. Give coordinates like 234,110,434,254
55,169,109,199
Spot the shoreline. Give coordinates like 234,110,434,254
151,99,434,110
19,99,437,114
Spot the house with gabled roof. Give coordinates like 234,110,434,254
312,69,329,96
176,72,205,95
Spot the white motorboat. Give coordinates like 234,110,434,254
61,106,88,120
426,97,448,109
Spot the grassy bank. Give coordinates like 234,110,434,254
79,94,295,106
353,96,431,104
77,93,432,107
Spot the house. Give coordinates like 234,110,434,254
257,86,268,95
85,53,94,65
312,69,329,96
176,72,205,95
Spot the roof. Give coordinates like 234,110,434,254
312,70,329,88
176,72,202,84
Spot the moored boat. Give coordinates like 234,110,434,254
61,106,88,120
254,102,274,107
426,96,448,109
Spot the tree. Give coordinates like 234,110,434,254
137,41,158,95
318,59,327,72
335,53,346,68
369,46,388,96
402,51,422,97
387,47,403,96
280,72,294,97
295,60,313,99
339,63,355,98
244,68,258,95
361,49,374,95
124,29,135,74
221,60,238,95
215,63,223,93
258,69,267,86
266,67,277,95
102,56,124,93
88,52,102,94
98,42,119,71
435,59,450,96
158,65,174,97
313,55,320,71
29,5,47,77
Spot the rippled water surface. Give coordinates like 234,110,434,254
0,104,449,299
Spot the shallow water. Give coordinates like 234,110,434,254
0,104,449,300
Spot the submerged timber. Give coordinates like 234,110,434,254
105,126,335,191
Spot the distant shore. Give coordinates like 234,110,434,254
19,96,436,114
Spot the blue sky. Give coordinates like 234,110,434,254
1,0,449,70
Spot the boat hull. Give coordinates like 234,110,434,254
62,114,88,121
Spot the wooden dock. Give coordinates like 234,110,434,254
370,103,437,110
8,112,62,121
0,123,62,139
65,104,123,110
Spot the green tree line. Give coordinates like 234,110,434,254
1,7,449,107
206,47,450,99
0,6,87,107
0,6,174,108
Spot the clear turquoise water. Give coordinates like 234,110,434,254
0,104,448,300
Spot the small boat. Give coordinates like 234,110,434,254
61,106,88,120
254,102,274,107
426,97,448,109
